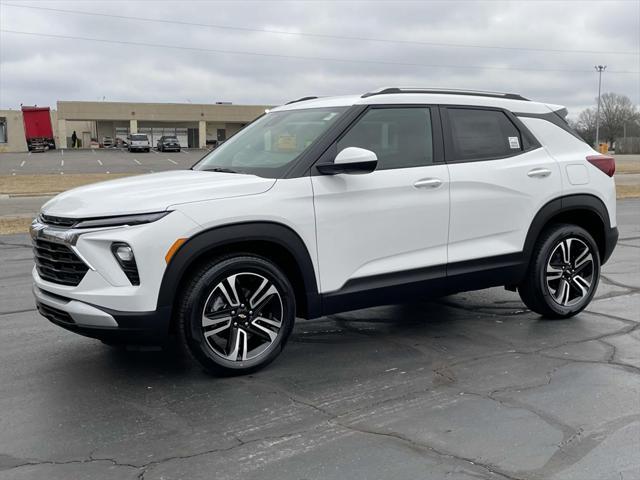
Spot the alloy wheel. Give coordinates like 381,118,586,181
201,272,283,362
545,237,595,307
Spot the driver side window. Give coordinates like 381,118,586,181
337,107,434,170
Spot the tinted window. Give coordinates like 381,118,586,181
337,108,433,170
447,108,522,161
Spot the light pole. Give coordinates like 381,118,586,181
594,65,606,149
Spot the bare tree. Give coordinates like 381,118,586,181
571,107,598,146
599,93,639,145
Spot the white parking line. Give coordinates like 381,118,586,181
60,159,64,167
97,159,103,166
19,160,26,168
167,158,178,165
133,158,141,165
151,149,160,155
28,151,32,156
60,149,64,156
181,149,188,154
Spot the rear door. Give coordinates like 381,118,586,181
312,106,450,294
442,106,561,266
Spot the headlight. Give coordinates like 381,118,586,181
74,211,170,229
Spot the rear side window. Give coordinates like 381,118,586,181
337,107,433,170
446,108,522,161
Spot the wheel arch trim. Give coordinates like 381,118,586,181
156,221,321,320
523,193,616,264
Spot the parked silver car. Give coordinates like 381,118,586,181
127,133,150,152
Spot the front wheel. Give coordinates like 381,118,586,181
178,255,296,375
519,224,600,318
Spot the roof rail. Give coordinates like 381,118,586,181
285,96,319,105
361,87,529,101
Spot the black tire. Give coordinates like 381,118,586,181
177,254,296,376
518,223,600,318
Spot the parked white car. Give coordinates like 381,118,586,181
127,133,150,152
31,88,618,375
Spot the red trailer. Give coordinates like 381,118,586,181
22,106,55,151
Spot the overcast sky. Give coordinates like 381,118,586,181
1,0,638,118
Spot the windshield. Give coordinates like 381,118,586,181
131,134,148,141
164,137,178,141
193,107,347,177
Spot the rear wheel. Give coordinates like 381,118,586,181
519,224,600,318
178,255,296,375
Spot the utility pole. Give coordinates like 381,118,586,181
594,65,606,149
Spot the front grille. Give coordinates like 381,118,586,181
33,238,89,286
40,214,78,228
37,302,74,325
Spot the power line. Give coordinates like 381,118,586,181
2,2,639,56
3,29,638,75
3,29,639,75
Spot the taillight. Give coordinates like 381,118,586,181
586,155,615,177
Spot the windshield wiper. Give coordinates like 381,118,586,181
202,167,241,174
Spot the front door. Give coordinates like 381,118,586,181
311,106,450,296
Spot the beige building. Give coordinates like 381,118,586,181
57,101,270,149
0,109,29,153
0,101,270,152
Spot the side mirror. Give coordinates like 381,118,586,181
316,147,378,175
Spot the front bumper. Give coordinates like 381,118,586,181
35,286,171,343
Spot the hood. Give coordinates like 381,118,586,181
42,170,276,218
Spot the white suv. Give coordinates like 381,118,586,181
127,133,150,152
31,88,618,375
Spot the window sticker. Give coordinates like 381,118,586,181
508,136,520,149
276,134,297,151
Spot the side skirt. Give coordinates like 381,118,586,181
320,253,526,316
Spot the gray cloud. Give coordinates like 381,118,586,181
1,0,638,118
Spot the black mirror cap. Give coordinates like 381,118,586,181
316,160,377,175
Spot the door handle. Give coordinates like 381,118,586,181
527,168,552,178
413,178,443,189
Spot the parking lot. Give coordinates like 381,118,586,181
0,148,205,176
0,200,638,480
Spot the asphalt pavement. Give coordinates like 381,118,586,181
0,148,205,176
0,200,638,480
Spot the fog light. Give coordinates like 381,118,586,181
115,245,134,262
111,242,140,286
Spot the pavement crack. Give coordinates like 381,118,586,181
0,308,36,316
599,274,640,293
332,420,525,480
1,456,139,472
0,240,31,249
